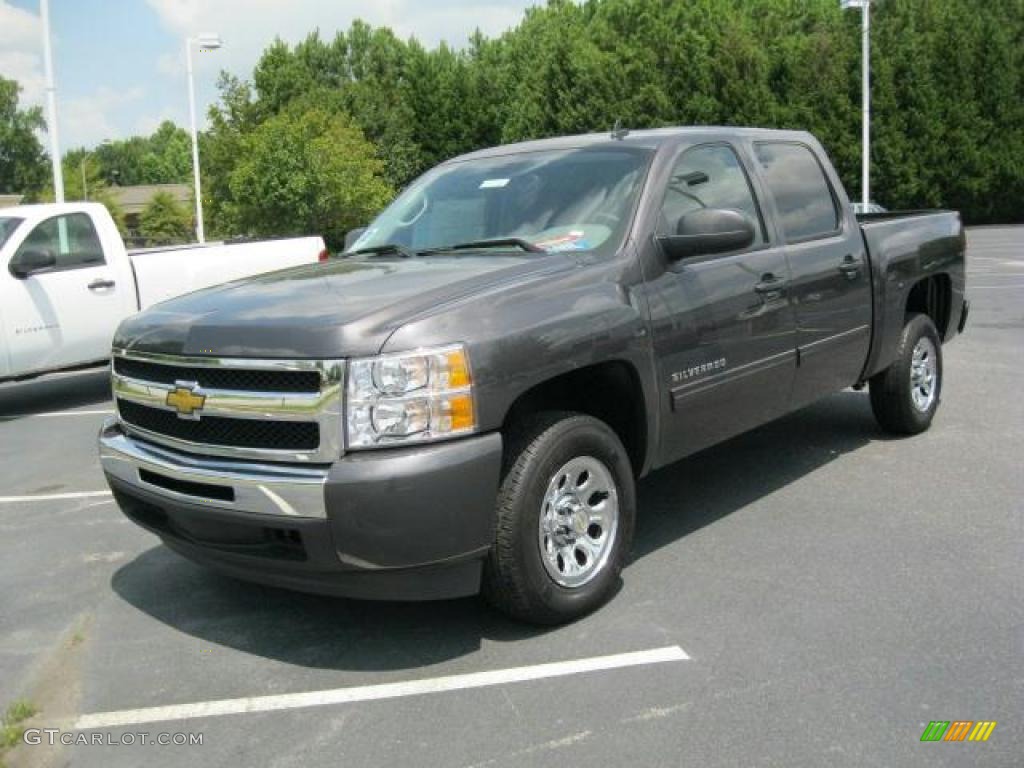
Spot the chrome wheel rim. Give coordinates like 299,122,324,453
538,456,619,589
910,337,938,412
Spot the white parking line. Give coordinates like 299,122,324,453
0,491,112,503
75,645,689,730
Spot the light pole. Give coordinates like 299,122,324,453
40,0,64,202
80,140,110,201
841,0,871,207
185,33,223,243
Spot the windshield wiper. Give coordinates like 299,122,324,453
349,243,416,258
423,237,546,255
351,238,546,259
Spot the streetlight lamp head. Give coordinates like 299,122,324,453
194,33,223,50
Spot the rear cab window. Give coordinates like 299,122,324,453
754,142,841,242
0,216,23,250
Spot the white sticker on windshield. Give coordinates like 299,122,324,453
479,178,510,189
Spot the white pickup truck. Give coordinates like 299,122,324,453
0,202,327,381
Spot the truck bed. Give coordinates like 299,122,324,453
858,209,967,380
128,236,326,309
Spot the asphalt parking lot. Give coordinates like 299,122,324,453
1,226,1020,768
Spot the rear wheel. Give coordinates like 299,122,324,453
483,413,635,624
869,313,943,435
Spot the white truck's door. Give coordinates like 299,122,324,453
4,211,135,375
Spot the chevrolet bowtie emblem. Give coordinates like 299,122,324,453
166,383,206,419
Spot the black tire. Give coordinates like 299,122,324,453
483,412,636,625
869,313,943,435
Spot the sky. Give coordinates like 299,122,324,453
0,0,537,150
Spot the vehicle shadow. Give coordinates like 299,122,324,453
110,389,893,672
111,548,546,672
632,389,890,559
0,368,111,420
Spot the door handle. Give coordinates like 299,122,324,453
838,255,861,279
88,278,116,291
754,273,788,294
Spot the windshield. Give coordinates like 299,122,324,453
352,146,652,257
0,216,24,250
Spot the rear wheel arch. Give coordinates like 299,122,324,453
905,274,952,340
870,313,943,435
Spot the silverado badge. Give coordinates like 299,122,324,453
166,383,206,420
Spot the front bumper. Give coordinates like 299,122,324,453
99,419,503,600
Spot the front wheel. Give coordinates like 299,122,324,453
483,413,636,624
869,313,943,435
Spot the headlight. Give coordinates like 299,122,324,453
346,344,476,449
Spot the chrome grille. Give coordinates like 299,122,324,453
111,350,344,463
113,357,321,393
116,399,321,451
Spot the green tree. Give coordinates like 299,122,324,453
140,121,192,183
89,121,192,187
139,191,192,246
202,72,259,238
227,104,393,249
250,25,423,187
61,148,105,201
0,76,48,195
90,187,129,238
201,0,1024,226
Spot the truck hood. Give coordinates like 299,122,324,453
114,254,573,359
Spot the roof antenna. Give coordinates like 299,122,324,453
610,119,629,140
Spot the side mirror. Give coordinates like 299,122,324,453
343,227,367,252
10,248,57,279
656,208,756,261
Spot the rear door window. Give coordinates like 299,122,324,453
754,143,840,242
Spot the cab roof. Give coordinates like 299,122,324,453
446,126,817,164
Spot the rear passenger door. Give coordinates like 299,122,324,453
752,142,872,409
646,143,797,464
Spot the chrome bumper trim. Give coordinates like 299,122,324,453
99,419,329,519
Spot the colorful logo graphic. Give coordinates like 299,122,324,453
920,721,997,742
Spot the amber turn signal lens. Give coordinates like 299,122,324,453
445,350,472,389
448,393,475,431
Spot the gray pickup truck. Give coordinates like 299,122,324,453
99,127,967,624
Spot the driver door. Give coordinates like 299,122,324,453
645,143,798,464
6,212,131,375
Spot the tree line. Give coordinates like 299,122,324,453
0,85,195,245
3,0,1023,249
